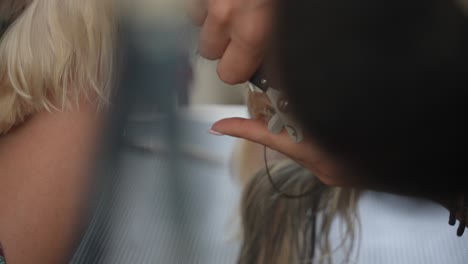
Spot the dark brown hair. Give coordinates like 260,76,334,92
275,0,468,198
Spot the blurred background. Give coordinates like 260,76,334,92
70,1,249,262
190,58,245,105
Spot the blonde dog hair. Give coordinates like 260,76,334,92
0,0,115,133
237,159,359,264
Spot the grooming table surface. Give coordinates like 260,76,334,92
71,105,468,264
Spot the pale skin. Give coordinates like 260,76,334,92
0,101,103,263
188,0,274,84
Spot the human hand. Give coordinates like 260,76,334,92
187,0,274,84
210,117,348,187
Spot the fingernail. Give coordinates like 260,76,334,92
208,129,224,136
0,242,6,264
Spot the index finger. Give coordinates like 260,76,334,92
211,117,307,159
211,117,345,185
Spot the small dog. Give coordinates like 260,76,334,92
0,0,114,134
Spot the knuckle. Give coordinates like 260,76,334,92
209,2,234,25
240,28,261,46
237,29,267,55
